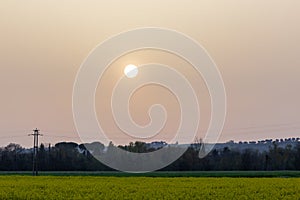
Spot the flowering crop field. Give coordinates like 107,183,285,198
0,176,299,199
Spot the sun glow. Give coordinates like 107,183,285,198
124,64,138,78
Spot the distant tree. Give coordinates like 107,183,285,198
294,143,300,170
0,140,299,171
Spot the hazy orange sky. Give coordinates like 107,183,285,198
0,0,300,147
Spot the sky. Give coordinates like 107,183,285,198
0,0,300,147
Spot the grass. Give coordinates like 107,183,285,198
0,176,299,199
0,171,300,177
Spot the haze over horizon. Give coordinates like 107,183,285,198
1,0,300,147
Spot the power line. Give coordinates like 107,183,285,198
0,135,29,139
0,121,299,145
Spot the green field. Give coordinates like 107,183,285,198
0,176,299,199
1,171,300,177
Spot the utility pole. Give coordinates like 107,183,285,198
29,129,42,176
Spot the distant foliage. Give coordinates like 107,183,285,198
0,141,299,171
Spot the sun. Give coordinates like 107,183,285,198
124,64,138,78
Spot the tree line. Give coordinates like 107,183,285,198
0,141,299,171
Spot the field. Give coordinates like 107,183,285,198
0,175,299,199
2,171,300,177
